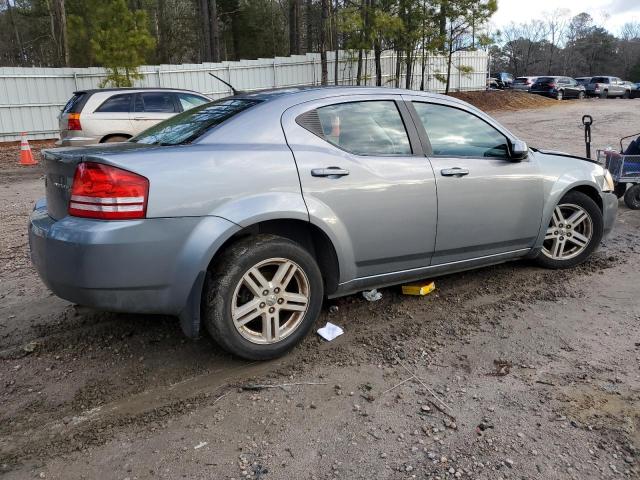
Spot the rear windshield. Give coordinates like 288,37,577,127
131,98,261,145
535,77,555,83
513,78,529,84
591,77,609,83
62,92,86,114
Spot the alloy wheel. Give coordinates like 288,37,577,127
542,204,593,260
231,257,310,344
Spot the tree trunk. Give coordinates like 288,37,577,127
200,0,212,61
405,49,412,89
356,49,363,85
445,34,453,94
374,38,382,86
157,0,169,62
438,0,447,52
306,0,313,53
394,49,402,88
320,0,329,85
333,0,339,85
55,0,69,66
289,0,302,55
209,0,220,62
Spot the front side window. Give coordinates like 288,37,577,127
300,101,411,156
95,94,133,113
131,98,261,145
413,102,510,159
137,92,177,113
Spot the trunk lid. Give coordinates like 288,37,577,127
43,143,153,220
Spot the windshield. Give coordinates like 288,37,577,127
131,98,262,145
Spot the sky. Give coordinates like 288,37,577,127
491,0,640,35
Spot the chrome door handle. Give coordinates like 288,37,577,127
133,117,146,120
311,167,350,178
441,167,469,177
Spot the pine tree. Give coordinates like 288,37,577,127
90,0,155,87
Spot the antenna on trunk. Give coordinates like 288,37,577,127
208,72,241,96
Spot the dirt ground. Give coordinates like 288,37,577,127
1,97,639,480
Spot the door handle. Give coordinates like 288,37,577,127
441,167,469,177
311,167,350,178
132,117,146,120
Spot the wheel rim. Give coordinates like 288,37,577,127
542,204,593,260
231,257,310,345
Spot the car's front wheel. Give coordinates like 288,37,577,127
624,184,640,209
203,234,323,360
578,91,585,100
536,191,603,269
556,90,563,100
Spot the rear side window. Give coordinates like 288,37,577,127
136,92,177,113
62,93,87,113
95,94,133,113
592,77,609,84
413,102,510,159
131,98,261,145
297,101,412,156
178,93,209,111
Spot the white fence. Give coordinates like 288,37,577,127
0,50,488,142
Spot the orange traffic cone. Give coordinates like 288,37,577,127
19,132,37,166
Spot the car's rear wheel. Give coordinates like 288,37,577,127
624,184,640,210
600,90,608,99
203,234,323,360
536,191,603,269
102,135,130,143
623,90,631,99
578,91,585,100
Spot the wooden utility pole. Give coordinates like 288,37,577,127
320,0,329,84
210,0,220,62
333,0,339,85
200,0,212,61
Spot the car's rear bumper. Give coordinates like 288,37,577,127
55,136,99,147
602,192,618,238
28,200,239,319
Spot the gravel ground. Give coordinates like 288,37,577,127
1,97,639,479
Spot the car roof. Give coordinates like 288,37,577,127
75,87,208,96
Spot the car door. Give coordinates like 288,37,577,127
89,93,135,138
131,91,180,135
612,78,625,96
565,78,579,98
282,96,438,280
405,97,544,265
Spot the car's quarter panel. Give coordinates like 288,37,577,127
281,94,438,281
29,203,240,316
404,95,544,264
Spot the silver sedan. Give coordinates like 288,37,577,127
29,87,618,360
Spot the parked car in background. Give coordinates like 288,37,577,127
512,76,538,91
30,87,617,360
496,72,515,89
530,76,586,100
575,76,592,87
585,76,631,98
57,88,211,146
622,80,637,90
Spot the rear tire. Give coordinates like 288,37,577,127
623,90,631,99
203,234,324,360
102,135,130,143
624,184,640,210
556,90,563,101
535,191,603,269
578,91,585,100
600,90,608,99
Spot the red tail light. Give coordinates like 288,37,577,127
67,113,82,131
68,162,149,220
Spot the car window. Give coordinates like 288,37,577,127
138,92,177,113
131,98,261,145
62,92,87,113
95,94,133,113
300,101,412,156
178,93,209,111
413,102,510,159
592,77,609,84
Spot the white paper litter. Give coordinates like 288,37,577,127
194,442,208,449
362,289,382,302
317,322,344,341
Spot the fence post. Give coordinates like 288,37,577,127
73,72,78,91
157,68,162,87
273,59,277,88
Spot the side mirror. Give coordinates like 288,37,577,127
510,139,528,160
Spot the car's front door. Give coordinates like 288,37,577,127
282,96,438,281
131,91,180,135
405,97,544,265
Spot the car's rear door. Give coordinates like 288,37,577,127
89,93,135,139
404,96,544,265
131,91,180,135
282,95,438,281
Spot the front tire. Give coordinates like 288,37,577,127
536,191,603,269
614,183,627,198
203,234,323,360
624,184,640,210
578,91,585,100
556,90,563,101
